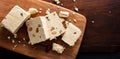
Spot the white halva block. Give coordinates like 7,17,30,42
1,5,30,34
45,12,65,40
62,22,81,46
26,17,50,45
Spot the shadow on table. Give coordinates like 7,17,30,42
1,47,120,59
0,47,34,59
77,52,120,59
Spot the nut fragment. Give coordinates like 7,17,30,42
13,44,17,50
28,27,32,31
23,37,26,41
20,13,23,16
28,8,38,14
91,20,95,23
74,32,77,34
74,6,79,12
7,36,11,39
14,34,17,38
50,27,55,31
62,21,67,29
32,34,35,37
28,41,31,44
39,8,42,11
73,19,77,23
38,24,41,27
60,3,63,6
59,30,62,34
12,39,15,43
18,41,21,43
51,31,57,35
73,0,76,2
53,0,61,4
68,19,72,22
72,12,76,15
39,11,42,13
36,28,39,33
109,11,111,13
46,17,50,21
46,8,51,15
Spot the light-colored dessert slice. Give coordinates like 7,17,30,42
1,5,30,34
52,43,65,54
45,12,65,40
62,22,81,46
26,17,50,45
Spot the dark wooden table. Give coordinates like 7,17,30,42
44,0,120,53
0,0,120,58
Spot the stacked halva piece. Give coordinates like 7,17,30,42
1,5,81,54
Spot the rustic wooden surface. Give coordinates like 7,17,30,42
45,0,120,53
0,0,120,59
0,0,86,59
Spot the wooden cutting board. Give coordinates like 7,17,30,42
0,0,86,59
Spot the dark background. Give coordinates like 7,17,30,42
0,0,120,59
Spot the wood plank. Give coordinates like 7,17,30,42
0,0,86,59
43,0,120,53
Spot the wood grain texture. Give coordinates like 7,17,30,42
42,0,120,53
0,0,120,58
44,0,120,53
0,0,86,59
